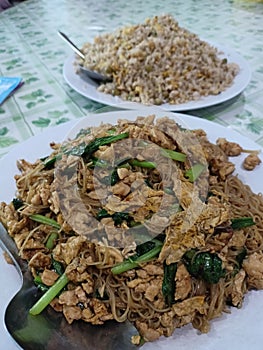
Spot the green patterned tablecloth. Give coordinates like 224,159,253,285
0,0,263,158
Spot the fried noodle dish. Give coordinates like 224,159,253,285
0,115,262,345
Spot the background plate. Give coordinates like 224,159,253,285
63,43,251,111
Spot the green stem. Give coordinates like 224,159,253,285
161,148,186,162
185,163,206,182
29,214,61,230
45,232,58,249
111,242,163,275
231,217,255,230
29,272,69,315
129,159,156,169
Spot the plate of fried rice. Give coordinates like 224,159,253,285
63,15,251,111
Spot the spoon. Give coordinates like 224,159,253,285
0,223,139,350
58,31,111,83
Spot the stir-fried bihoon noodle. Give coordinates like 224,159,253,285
0,115,262,344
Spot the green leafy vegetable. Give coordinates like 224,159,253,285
112,212,131,226
97,208,111,221
100,168,120,186
43,132,129,168
34,275,49,293
162,261,177,306
42,156,57,169
183,249,225,284
231,247,247,277
90,157,109,168
231,217,255,230
51,256,64,276
12,198,24,210
135,240,156,256
97,209,132,226
82,132,129,161
235,247,247,268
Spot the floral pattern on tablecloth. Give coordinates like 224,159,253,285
0,0,263,157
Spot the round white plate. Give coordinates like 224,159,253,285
63,43,251,112
0,110,262,350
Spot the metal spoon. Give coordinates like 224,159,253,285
0,224,139,350
58,31,111,83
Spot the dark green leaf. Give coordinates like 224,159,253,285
183,249,225,284
82,132,129,161
162,262,177,306
231,217,255,230
97,209,111,221
12,198,24,210
51,256,64,276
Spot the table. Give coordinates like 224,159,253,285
0,0,263,349
0,0,263,160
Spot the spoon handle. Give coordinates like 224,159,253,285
58,31,85,60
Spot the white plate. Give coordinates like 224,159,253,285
0,110,262,350
63,43,251,112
